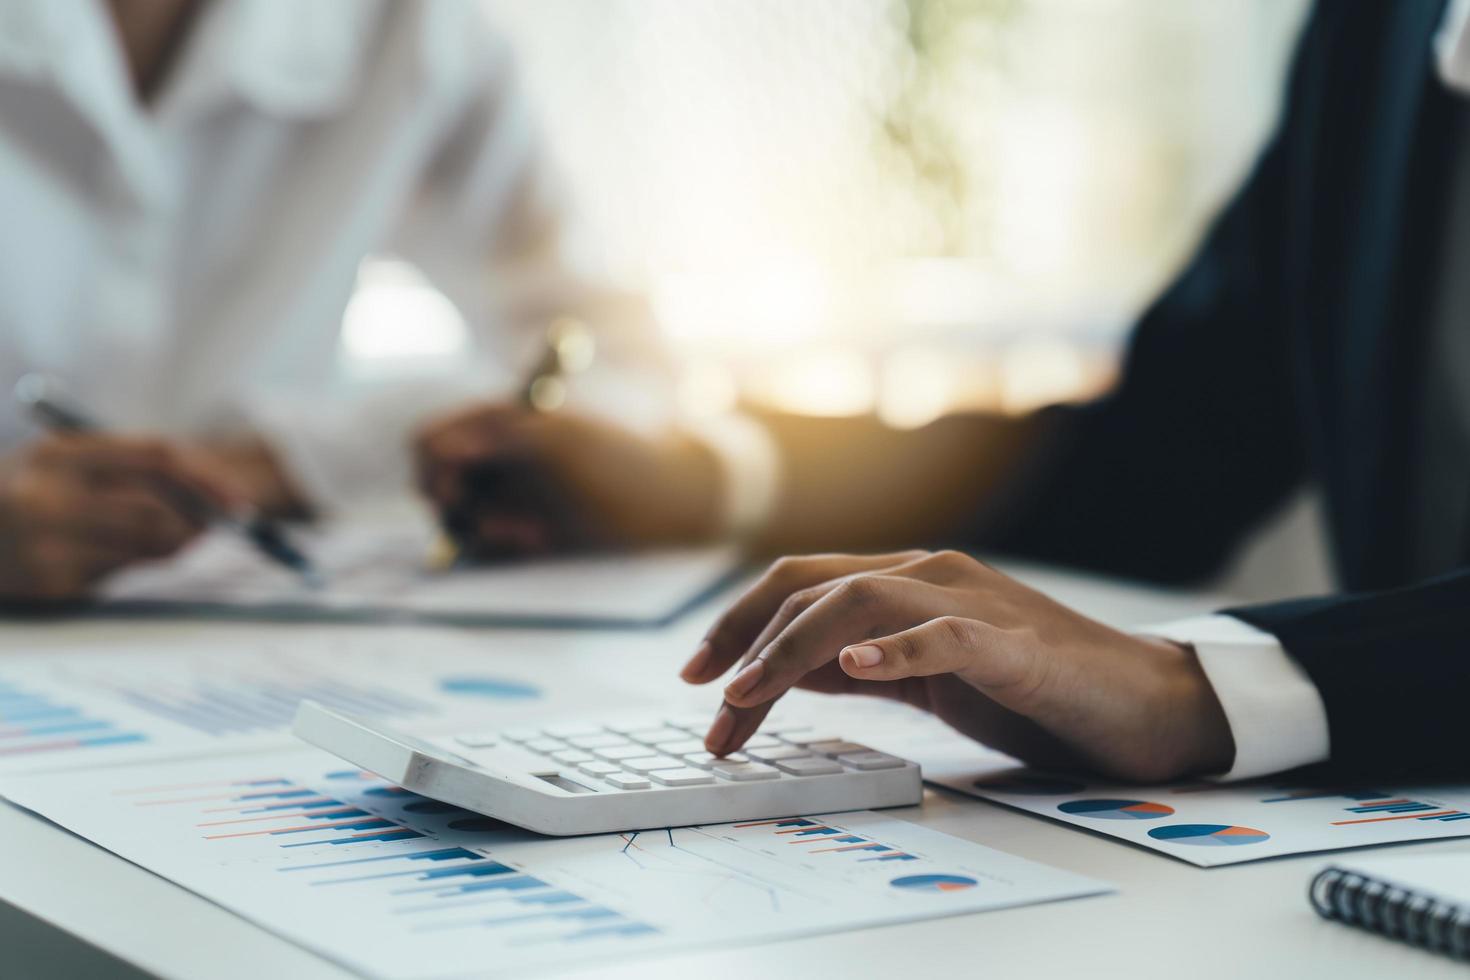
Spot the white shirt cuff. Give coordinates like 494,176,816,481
681,412,780,537
1140,614,1331,781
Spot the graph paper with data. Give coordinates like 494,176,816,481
922,759,1470,867
0,750,1109,978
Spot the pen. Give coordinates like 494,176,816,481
13,373,325,589
429,316,595,568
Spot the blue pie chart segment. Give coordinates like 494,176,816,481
438,677,541,700
1058,799,1175,820
1148,824,1271,846
890,874,979,893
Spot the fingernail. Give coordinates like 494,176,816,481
705,706,736,754
842,645,884,669
680,641,713,683
723,659,765,700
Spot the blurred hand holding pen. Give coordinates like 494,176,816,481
424,316,596,568
12,374,324,590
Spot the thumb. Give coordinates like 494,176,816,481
837,616,1014,682
840,616,1043,713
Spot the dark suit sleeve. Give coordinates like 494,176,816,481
979,131,1306,585
975,8,1334,588
1225,569,1470,780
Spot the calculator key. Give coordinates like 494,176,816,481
774,757,844,776
551,749,594,764
649,768,715,787
604,718,663,734
525,738,565,753
664,714,714,730
453,732,499,749
837,751,906,770
658,739,708,756
744,745,811,763
712,762,780,782
593,745,648,761
499,728,540,743
740,735,780,750
807,741,869,758
577,760,621,776
542,722,603,738
567,734,629,750
682,751,718,769
622,756,685,773
784,732,844,746
605,773,650,790
627,728,688,745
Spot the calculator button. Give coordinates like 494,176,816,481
682,751,718,769
500,728,540,743
837,751,906,770
453,733,499,749
649,768,715,787
593,745,648,761
774,757,844,776
566,733,629,750
542,722,603,738
623,756,685,773
550,749,594,764
627,728,688,745
784,732,844,746
740,735,780,750
605,773,650,790
657,739,708,756
577,761,621,776
525,738,565,753
712,763,780,782
744,745,811,763
807,741,870,758
605,718,663,734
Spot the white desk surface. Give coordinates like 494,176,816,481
0,563,1462,980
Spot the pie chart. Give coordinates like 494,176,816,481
1058,799,1174,820
890,874,979,893
1148,824,1270,846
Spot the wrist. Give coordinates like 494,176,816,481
1152,638,1236,777
646,433,725,542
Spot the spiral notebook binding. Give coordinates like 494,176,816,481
1310,867,1470,961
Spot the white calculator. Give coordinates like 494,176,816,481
293,700,922,836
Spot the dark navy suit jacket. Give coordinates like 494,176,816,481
986,0,1469,777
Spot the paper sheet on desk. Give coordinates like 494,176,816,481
100,514,741,626
777,694,1470,868
0,628,654,775
0,749,1112,980
925,757,1470,867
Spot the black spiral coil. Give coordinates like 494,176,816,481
1310,867,1470,961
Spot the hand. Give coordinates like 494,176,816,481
680,550,1235,782
0,434,245,601
414,403,724,559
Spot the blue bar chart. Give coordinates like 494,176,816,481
0,752,1104,978
0,678,147,759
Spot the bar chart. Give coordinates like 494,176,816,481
0,677,147,760
0,635,622,774
0,751,1106,978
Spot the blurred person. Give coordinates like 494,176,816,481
0,0,736,599
664,0,1470,783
